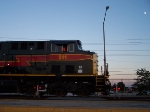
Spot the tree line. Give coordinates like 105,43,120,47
111,68,150,93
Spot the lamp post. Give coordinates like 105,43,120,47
103,6,109,77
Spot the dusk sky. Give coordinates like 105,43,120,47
0,0,150,85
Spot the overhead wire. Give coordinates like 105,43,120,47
87,39,150,74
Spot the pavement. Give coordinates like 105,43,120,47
0,106,150,112
0,93,150,112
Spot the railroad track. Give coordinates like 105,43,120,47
0,94,150,101
0,95,104,101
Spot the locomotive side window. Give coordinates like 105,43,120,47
77,40,82,50
11,43,18,50
62,45,67,52
37,42,44,50
21,42,27,50
57,45,62,52
51,43,58,52
68,43,74,52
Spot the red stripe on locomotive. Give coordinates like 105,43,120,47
0,54,92,67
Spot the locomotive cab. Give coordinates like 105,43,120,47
49,40,98,76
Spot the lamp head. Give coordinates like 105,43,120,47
106,6,109,11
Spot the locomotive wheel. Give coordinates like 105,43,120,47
53,87,68,97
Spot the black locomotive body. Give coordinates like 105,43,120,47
0,40,109,97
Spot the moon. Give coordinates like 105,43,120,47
144,12,146,14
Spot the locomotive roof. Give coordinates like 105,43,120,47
51,40,81,44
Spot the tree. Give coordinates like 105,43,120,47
132,68,150,92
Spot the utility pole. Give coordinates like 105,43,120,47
103,6,109,77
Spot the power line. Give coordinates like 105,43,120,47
110,74,136,75
92,50,150,51
83,43,150,45
109,79,137,80
98,54,150,56
109,67,149,69
98,71,122,72
127,39,150,40
83,43,140,45
81,38,150,41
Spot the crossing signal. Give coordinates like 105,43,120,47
118,87,121,91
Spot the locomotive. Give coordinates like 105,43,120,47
0,40,109,97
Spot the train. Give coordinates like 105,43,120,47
0,40,109,97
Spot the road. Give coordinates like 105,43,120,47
0,95,150,112
0,96,150,108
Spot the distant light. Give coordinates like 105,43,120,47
7,64,9,65
144,12,146,14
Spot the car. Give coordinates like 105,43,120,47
128,91,132,93
146,91,150,95
109,91,114,94
136,92,144,96
143,91,150,96
136,91,150,96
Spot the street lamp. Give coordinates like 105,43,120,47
103,6,109,77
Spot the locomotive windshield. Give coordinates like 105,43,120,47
77,40,82,50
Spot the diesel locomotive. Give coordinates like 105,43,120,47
0,40,109,97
